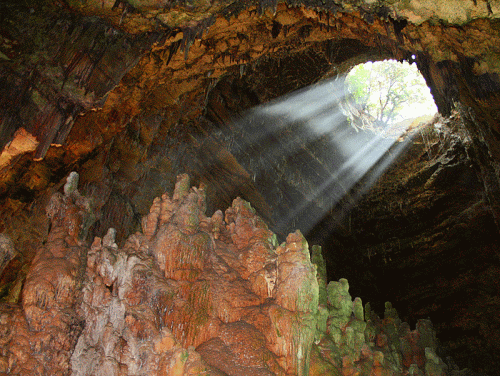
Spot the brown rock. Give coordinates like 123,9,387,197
0,173,464,376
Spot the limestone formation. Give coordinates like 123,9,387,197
0,173,464,375
0,172,92,374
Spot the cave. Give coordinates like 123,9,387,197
0,0,499,375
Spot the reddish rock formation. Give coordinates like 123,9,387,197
0,172,463,375
73,173,320,375
0,173,91,374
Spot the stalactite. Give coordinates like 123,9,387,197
391,17,408,38
0,69,33,151
61,51,85,89
324,39,335,64
167,40,182,65
180,16,215,60
32,107,63,160
53,104,82,145
181,28,195,60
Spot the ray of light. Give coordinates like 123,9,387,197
214,77,414,235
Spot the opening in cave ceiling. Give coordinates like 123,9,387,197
223,77,412,237
343,59,438,134
208,57,441,242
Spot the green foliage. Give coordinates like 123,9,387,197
344,59,437,132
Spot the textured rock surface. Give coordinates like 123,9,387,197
0,174,462,375
1,0,499,224
0,173,91,374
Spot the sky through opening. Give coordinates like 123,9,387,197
343,59,438,134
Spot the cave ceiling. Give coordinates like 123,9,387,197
1,0,500,235
1,0,500,374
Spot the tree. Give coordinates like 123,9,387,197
343,60,436,132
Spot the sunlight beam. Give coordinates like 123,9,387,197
213,68,432,236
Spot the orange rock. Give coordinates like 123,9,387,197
154,328,177,354
0,174,456,376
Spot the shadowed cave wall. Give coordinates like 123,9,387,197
0,0,500,374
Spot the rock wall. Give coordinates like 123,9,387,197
2,0,500,226
0,172,461,375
